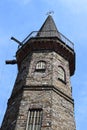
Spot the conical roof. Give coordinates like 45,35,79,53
37,15,61,38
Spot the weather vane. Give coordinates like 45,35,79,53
46,11,54,16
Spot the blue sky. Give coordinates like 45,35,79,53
0,0,87,130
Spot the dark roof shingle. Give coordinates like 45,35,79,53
37,15,61,38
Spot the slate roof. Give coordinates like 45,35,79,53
37,15,61,38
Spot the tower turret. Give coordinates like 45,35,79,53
1,15,76,130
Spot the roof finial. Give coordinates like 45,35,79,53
46,11,54,16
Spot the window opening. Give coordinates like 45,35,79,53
36,61,46,71
58,66,66,82
26,109,43,130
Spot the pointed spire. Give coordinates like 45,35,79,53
37,15,61,38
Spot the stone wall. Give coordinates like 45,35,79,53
1,87,75,130
52,52,72,97
1,92,23,130
12,50,72,97
52,91,76,130
1,50,76,130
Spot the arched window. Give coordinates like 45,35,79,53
36,61,46,71
58,66,66,82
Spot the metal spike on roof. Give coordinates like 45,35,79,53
37,15,61,38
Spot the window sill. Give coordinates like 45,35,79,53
35,69,46,73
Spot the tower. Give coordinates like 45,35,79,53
1,15,76,130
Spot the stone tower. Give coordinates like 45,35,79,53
1,15,76,130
